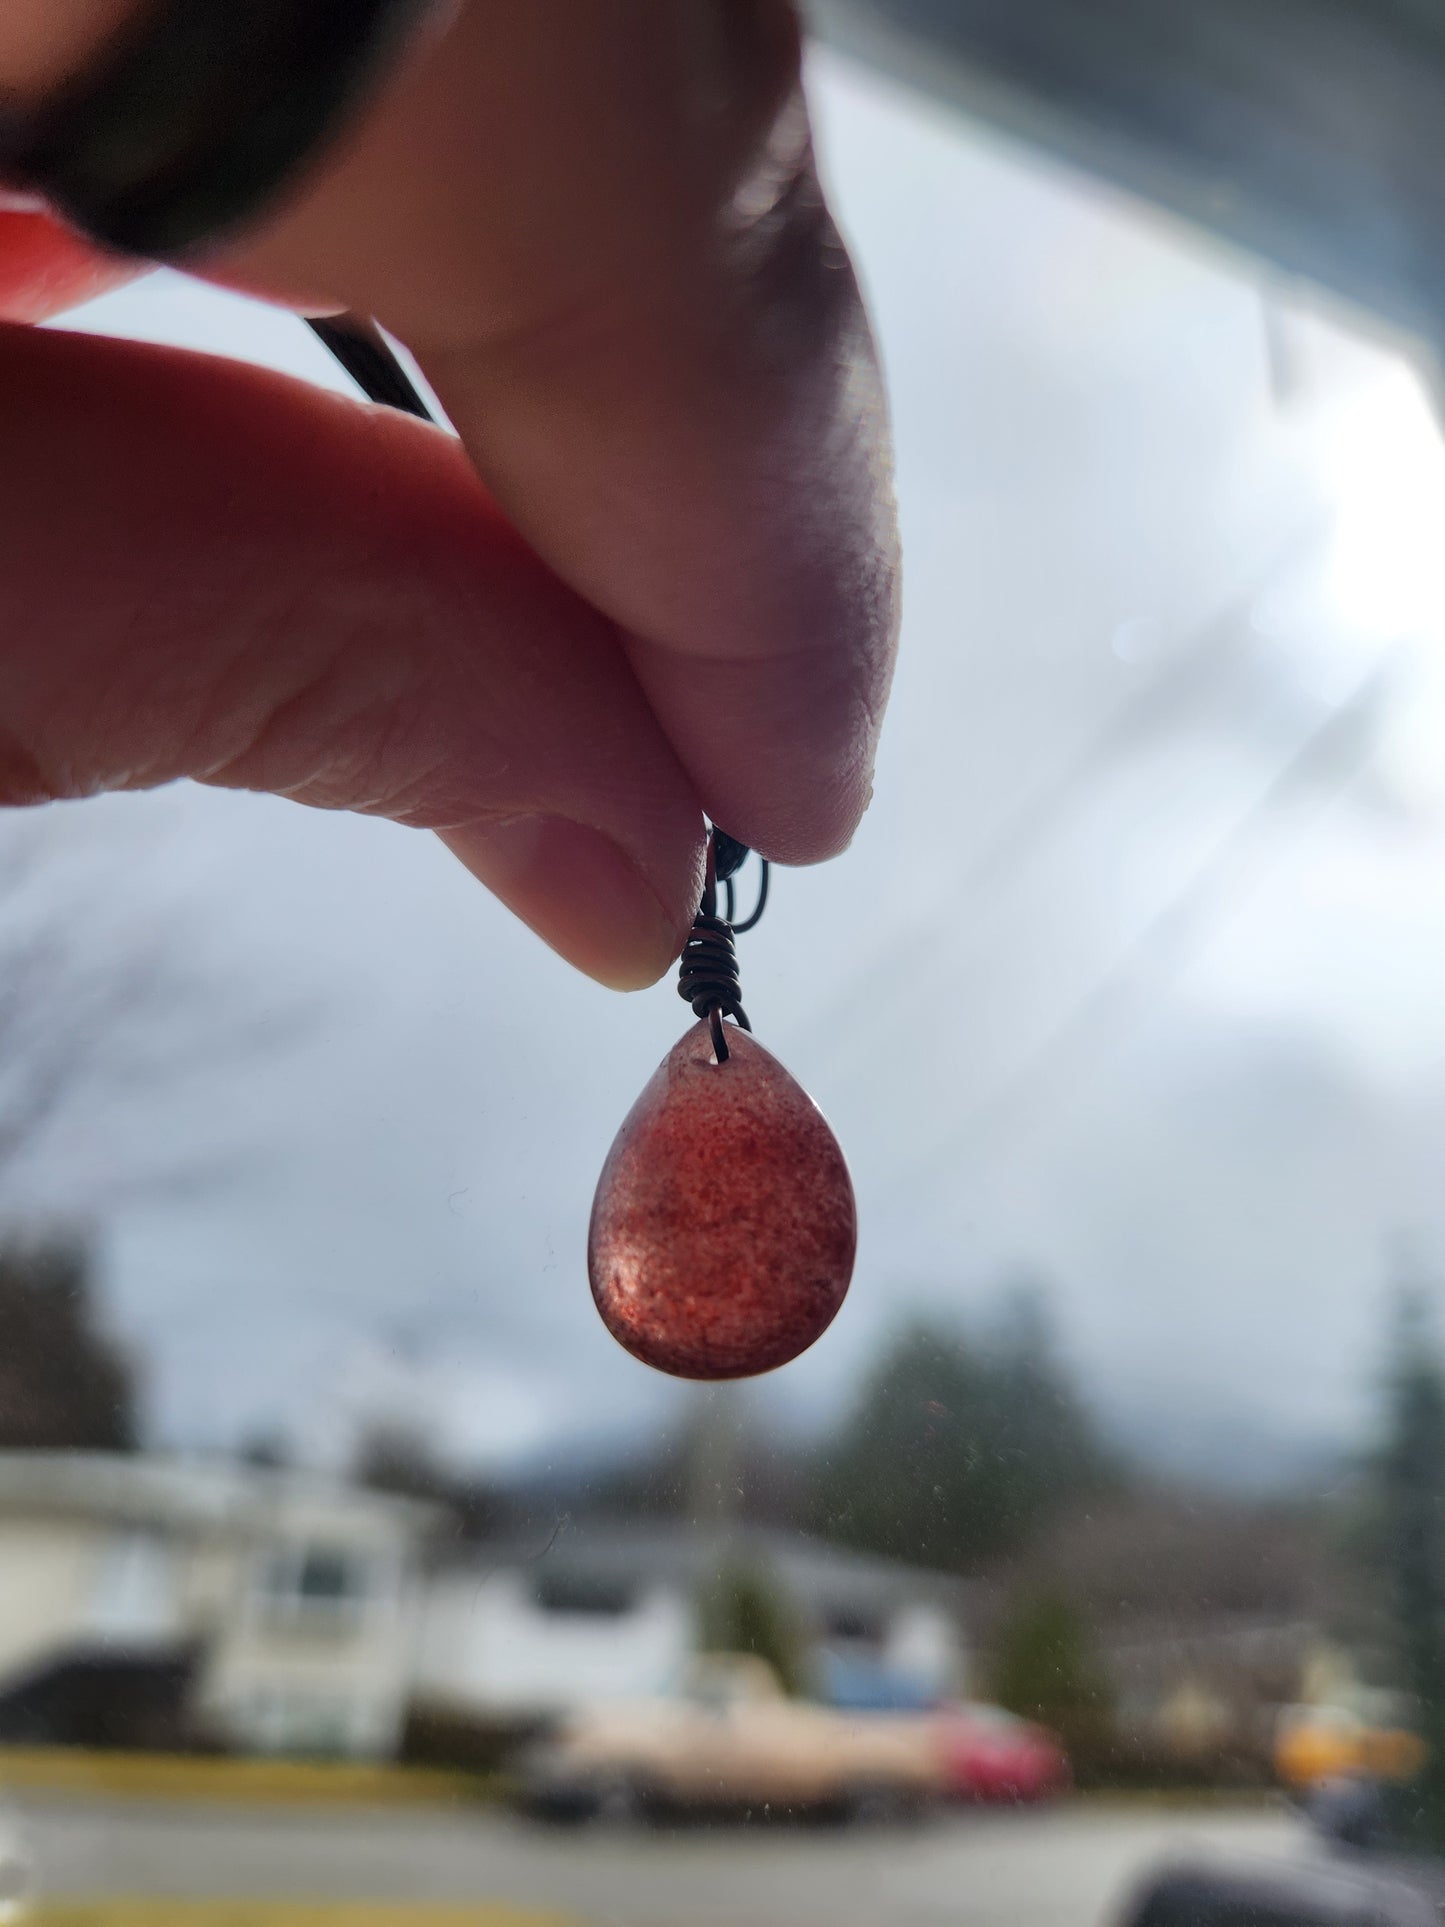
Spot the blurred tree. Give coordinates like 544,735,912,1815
1379,1289,1445,1845
0,1229,135,1449
354,1420,452,1501
697,1556,813,1698
239,1430,293,1469
582,1392,812,1533
813,1294,1117,1572
0,814,311,1240
352,1420,507,1540
0,814,325,1457
1005,1491,1331,1629
992,1591,1113,1760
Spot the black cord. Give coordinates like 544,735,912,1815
308,316,436,421
732,860,770,935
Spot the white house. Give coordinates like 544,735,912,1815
412,1522,969,1723
0,1453,437,1759
0,1458,971,1758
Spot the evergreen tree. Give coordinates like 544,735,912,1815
697,1556,813,1698
992,1590,1112,1759
0,1230,135,1450
813,1297,1116,1572
1380,1290,1445,1844
353,1421,451,1501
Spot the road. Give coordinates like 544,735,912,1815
8,1796,1315,1927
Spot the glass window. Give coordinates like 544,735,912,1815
258,1545,374,1627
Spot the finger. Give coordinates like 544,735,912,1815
208,1,899,866
0,322,704,988
0,206,139,321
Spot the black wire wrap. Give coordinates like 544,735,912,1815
678,912,751,1035
676,830,769,1061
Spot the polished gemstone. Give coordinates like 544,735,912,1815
589,1022,856,1379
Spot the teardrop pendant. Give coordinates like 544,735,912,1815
589,834,856,1380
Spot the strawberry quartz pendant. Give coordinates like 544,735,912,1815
589,832,856,1379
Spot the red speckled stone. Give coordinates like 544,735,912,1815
589,1022,856,1380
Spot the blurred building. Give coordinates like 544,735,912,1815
0,1453,437,1758
1106,1617,1318,1762
412,1523,969,1725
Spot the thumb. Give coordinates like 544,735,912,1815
211,0,900,868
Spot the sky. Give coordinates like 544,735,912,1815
14,46,1445,1486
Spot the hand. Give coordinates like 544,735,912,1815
0,1,899,989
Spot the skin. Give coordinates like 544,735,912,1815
0,0,899,990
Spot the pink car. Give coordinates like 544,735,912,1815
933,1703,1071,1803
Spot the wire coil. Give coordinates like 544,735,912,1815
676,830,767,1062
679,912,750,1027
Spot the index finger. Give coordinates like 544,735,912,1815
212,0,899,866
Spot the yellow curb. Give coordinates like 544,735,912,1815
0,1749,497,1808
34,1908,577,1927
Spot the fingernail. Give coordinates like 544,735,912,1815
441,815,686,991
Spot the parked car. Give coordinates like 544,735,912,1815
932,1703,1071,1803
1306,1774,1393,1852
1274,1703,1425,1792
516,1653,940,1823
